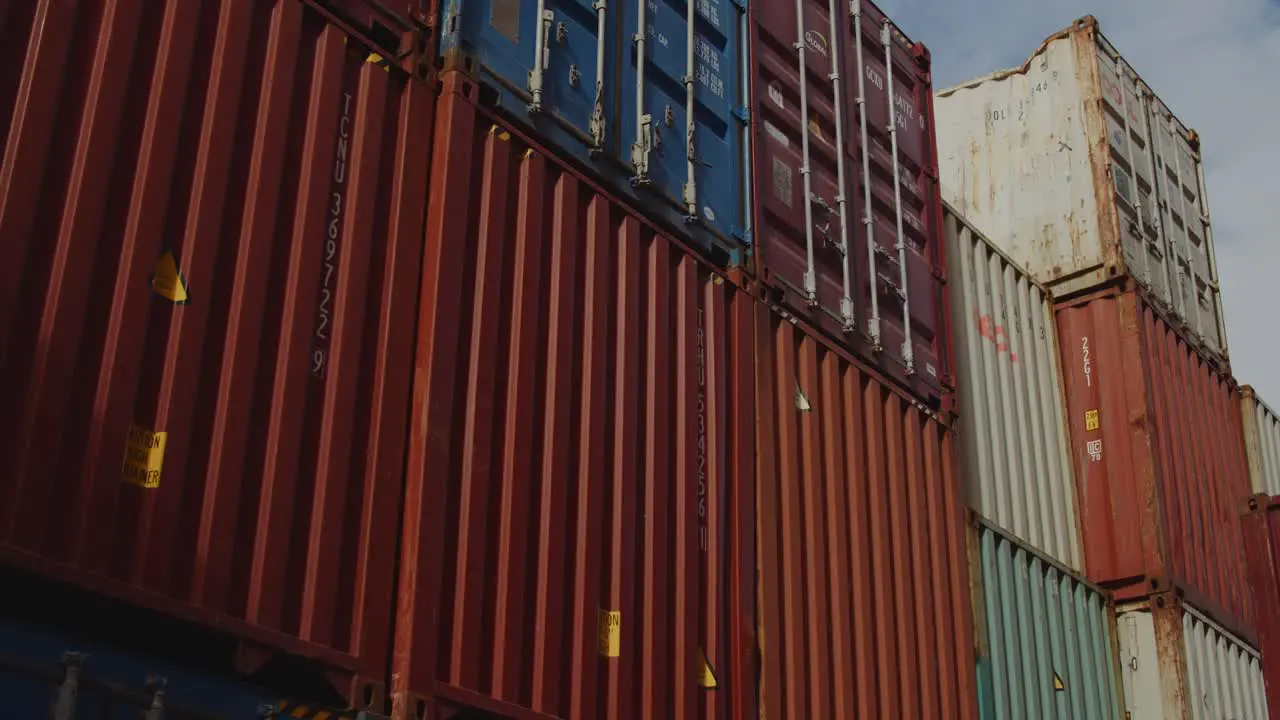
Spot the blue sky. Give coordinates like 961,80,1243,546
883,0,1280,402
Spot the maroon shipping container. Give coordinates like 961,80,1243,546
1241,494,1280,717
754,305,977,719
1056,287,1254,638
749,0,951,408
0,0,435,707
393,71,758,720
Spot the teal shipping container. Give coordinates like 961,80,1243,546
972,518,1122,719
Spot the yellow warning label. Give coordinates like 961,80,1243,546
697,649,718,689
150,250,190,304
1084,409,1099,432
122,424,166,489
597,609,620,658
1053,671,1065,692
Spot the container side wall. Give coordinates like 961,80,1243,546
1181,605,1269,720
1094,32,1227,359
748,0,950,407
974,522,1120,720
0,0,435,704
435,0,749,259
754,306,977,720
934,32,1105,296
1056,289,1252,635
1242,496,1280,717
394,74,755,720
1137,298,1252,630
1242,388,1280,496
946,206,1079,569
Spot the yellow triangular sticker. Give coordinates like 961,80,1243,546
1053,671,1065,692
151,250,190,305
697,649,718,689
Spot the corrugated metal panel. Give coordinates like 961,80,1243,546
434,0,750,260
1117,595,1269,720
0,0,436,707
1056,287,1253,638
945,204,1079,569
934,16,1228,366
1242,495,1280,717
1242,388,1280,496
972,519,1119,719
749,0,952,408
754,306,977,720
393,72,757,720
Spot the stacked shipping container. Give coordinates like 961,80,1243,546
945,204,1079,571
1054,288,1252,629
937,15,1267,719
3,0,1273,717
749,0,951,407
1241,390,1280,716
392,73,758,719
970,519,1121,720
0,0,436,711
933,15,1227,366
434,0,752,262
1242,495,1280,717
1117,594,1268,719
944,201,1122,717
753,307,976,719
1242,387,1280,496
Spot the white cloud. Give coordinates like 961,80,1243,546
883,0,1280,403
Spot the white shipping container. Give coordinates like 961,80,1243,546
1117,596,1269,719
933,16,1228,366
945,204,1080,570
1242,386,1280,496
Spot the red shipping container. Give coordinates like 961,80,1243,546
394,71,757,720
753,306,977,719
0,0,434,707
1056,287,1254,639
1241,494,1280,717
748,0,951,408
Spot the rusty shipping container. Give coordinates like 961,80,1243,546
1241,495,1280,717
0,0,435,708
754,305,977,719
393,72,757,720
1055,287,1253,638
945,203,1080,570
934,16,1228,366
970,518,1121,720
1116,594,1269,719
749,0,953,408
1242,387,1280,495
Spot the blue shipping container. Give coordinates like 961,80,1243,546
437,0,750,260
0,618,373,719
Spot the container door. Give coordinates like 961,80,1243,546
620,0,747,244
1095,46,1171,305
441,0,612,155
750,0,857,334
1146,95,1226,358
845,0,945,393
